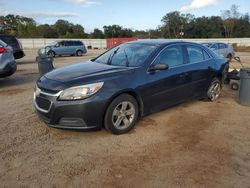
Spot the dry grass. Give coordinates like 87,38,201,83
231,44,250,52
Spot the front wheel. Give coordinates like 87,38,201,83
207,78,222,101
47,51,55,57
104,94,139,134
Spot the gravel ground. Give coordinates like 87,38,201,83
0,50,250,188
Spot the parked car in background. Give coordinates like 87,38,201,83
0,34,25,59
45,40,87,57
0,39,16,78
34,40,228,134
202,42,235,60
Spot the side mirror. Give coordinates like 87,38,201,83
55,44,59,47
149,64,169,72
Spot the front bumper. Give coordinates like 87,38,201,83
34,87,108,130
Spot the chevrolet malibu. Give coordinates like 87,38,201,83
34,40,228,134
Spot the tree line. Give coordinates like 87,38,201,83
0,4,250,39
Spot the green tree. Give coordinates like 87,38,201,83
54,19,72,37
103,25,133,38
184,16,224,38
161,11,193,38
90,28,105,38
233,13,250,37
0,14,36,35
37,24,58,38
16,22,37,37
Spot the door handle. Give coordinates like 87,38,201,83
208,66,213,70
179,73,188,78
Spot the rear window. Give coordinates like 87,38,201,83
187,45,211,64
0,40,7,47
0,35,17,45
211,43,219,50
65,41,74,46
74,41,83,46
219,43,228,49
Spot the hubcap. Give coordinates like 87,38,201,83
77,51,82,56
208,82,221,101
112,101,135,130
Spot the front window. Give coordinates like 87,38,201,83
94,43,157,67
153,45,184,67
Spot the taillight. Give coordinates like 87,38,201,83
0,47,7,54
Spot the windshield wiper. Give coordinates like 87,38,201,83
123,49,130,67
107,47,120,65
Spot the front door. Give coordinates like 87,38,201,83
145,44,191,113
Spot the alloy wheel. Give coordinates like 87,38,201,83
112,101,135,130
208,82,221,101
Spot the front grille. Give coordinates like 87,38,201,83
40,87,59,94
36,97,51,111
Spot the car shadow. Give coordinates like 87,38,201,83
16,60,36,65
0,72,39,89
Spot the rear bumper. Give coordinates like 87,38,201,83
0,61,17,77
14,51,25,59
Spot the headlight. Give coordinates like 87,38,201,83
58,82,104,100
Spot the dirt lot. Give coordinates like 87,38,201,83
1,49,250,188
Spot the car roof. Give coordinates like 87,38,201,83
59,40,82,42
0,34,16,37
127,39,203,47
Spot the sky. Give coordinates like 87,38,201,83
0,0,250,32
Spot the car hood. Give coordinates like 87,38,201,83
45,60,134,83
45,45,54,48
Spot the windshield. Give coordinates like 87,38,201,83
48,42,57,46
94,43,157,67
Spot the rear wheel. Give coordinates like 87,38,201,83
104,94,139,134
207,78,222,101
76,50,83,56
231,83,239,91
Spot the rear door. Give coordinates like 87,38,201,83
184,44,214,97
66,41,75,54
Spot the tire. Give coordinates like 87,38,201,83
104,94,139,134
223,78,230,85
47,51,55,57
0,65,16,78
207,78,222,101
76,50,83,56
231,83,239,91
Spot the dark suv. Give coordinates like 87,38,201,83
0,34,25,59
34,40,228,134
45,40,87,57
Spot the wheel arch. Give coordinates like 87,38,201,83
103,89,144,126
47,50,56,56
75,49,83,54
